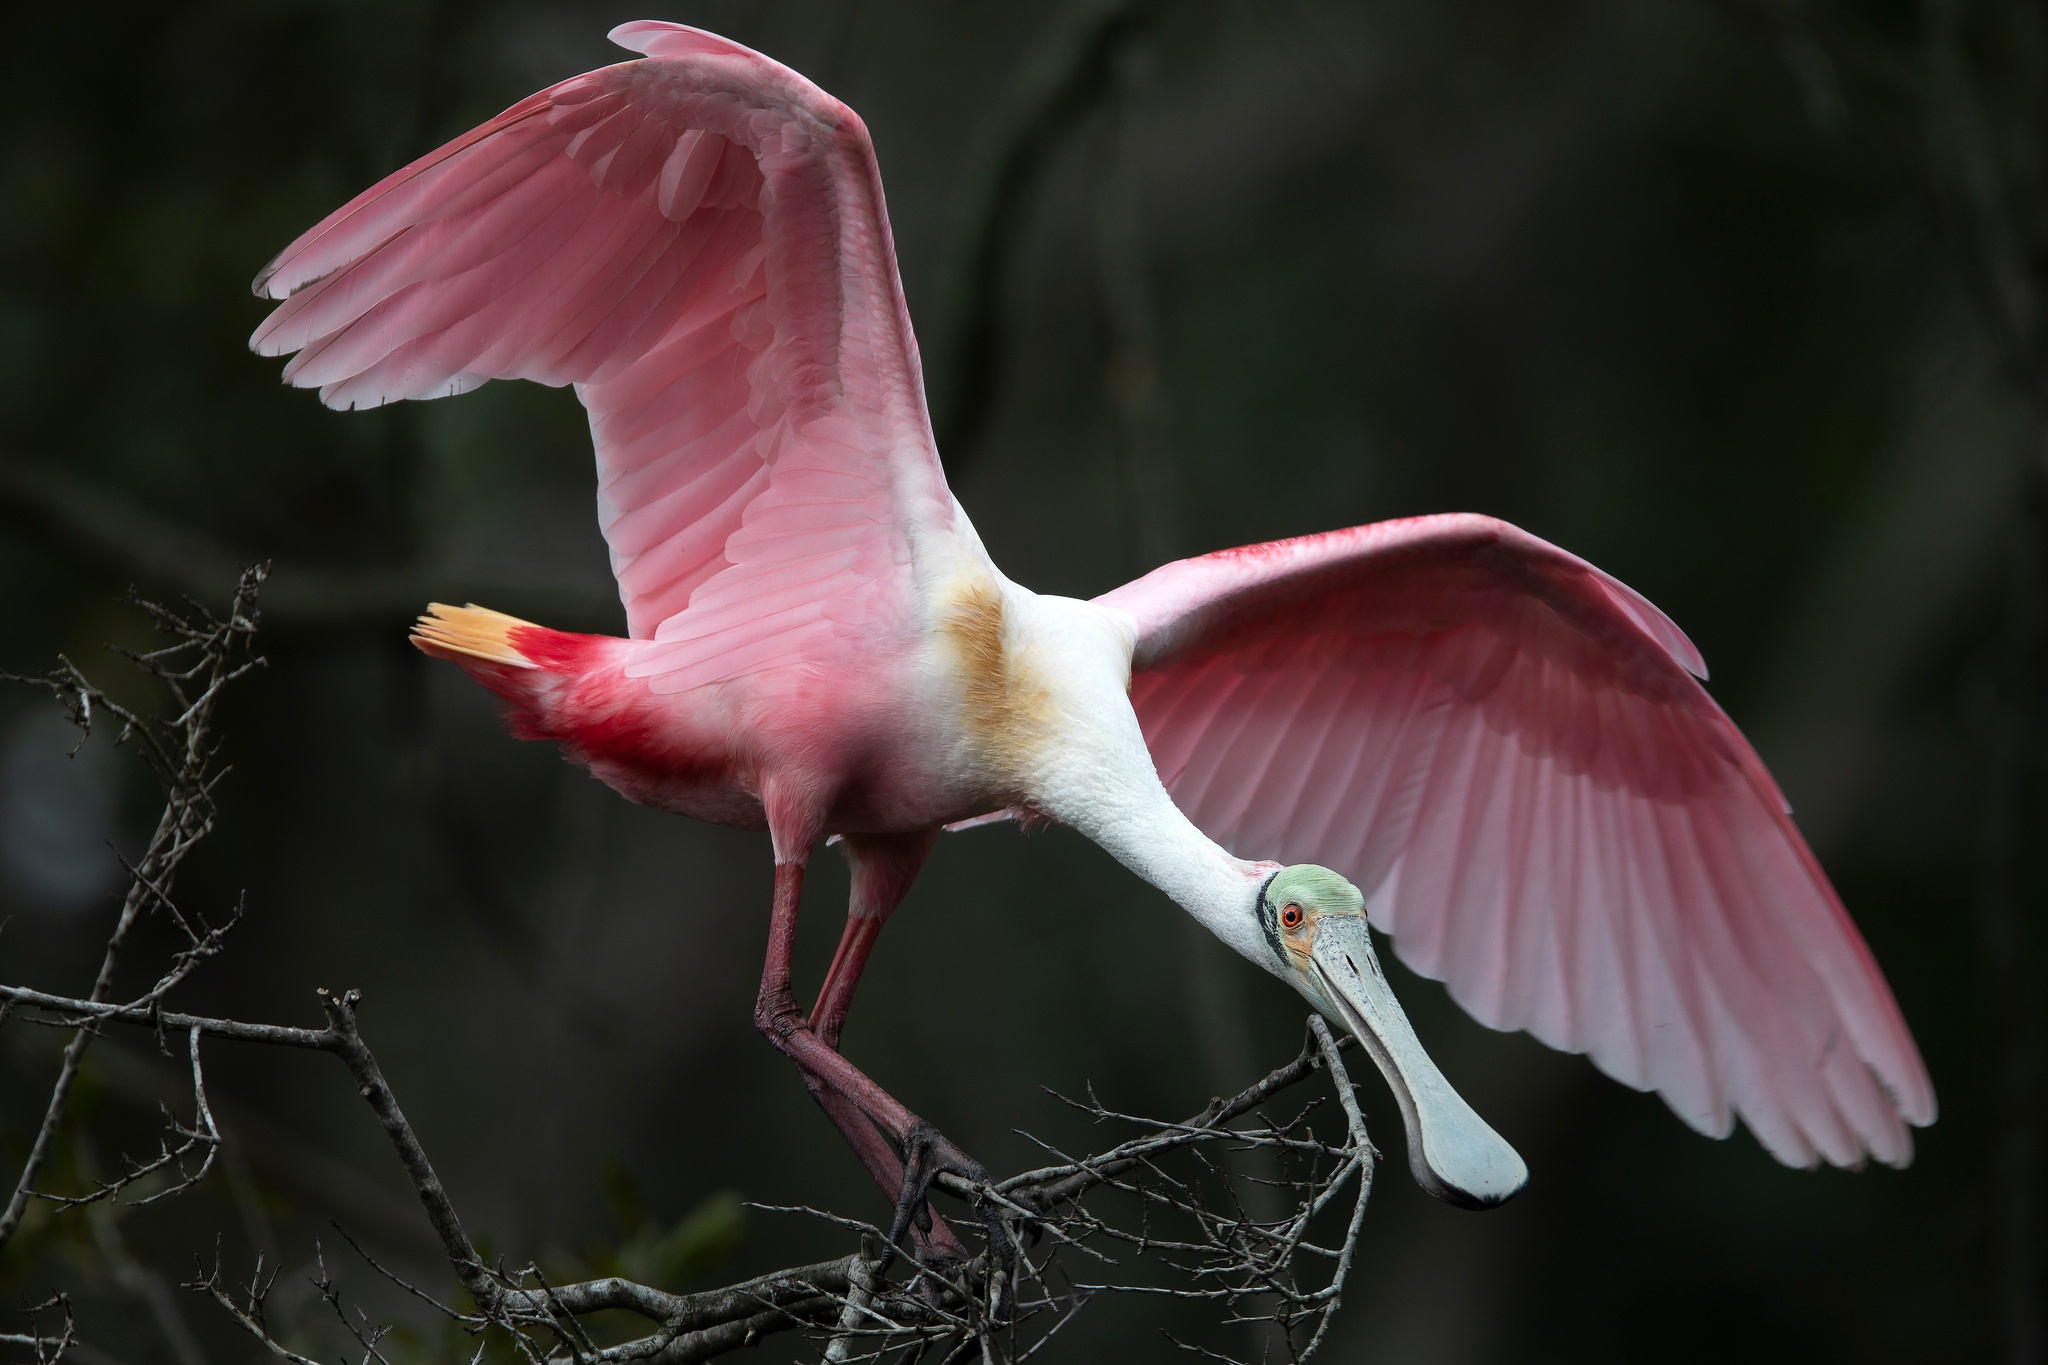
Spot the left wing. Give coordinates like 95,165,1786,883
1095,513,1933,1169
252,22,960,691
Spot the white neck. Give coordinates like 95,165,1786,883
1098,795,1279,969
1035,749,1278,971
1000,588,1278,967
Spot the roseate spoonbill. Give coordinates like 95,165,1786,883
249,21,1935,1242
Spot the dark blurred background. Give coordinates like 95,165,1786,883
3,0,2044,1361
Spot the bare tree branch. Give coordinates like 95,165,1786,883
34,1027,222,1215
0,566,266,1250
0,1298,77,1365
0,572,1381,1365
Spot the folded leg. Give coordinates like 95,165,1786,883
811,831,935,1049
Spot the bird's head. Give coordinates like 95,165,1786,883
1256,865,1528,1209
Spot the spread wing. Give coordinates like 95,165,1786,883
1096,513,1935,1168
253,22,956,690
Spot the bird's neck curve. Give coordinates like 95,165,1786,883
998,585,1278,970
1055,773,1279,972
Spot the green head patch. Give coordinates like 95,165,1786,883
1260,864,1365,963
1266,865,1364,916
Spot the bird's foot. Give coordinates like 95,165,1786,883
883,1120,1018,1320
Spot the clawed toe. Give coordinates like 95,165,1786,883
882,1120,1018,1320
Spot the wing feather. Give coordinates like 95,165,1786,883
1098,513,1934,1167
253,22,958,672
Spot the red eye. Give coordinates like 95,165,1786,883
1279,903,1304,930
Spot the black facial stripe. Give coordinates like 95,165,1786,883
1256,870,1284,962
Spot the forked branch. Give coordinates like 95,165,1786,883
0,566,265,1249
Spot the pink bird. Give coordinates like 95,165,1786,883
251,20,1934,1252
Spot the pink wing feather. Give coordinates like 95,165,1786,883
252,22,953,686
1097,513,1934,1169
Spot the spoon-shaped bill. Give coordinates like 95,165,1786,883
1309,917,1528,1209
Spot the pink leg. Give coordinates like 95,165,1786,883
802,835,959,1250
811,915,883,1050
753,842,1000,1270
754,862,923,1139
810,830,935,1049
790,1073,970,1257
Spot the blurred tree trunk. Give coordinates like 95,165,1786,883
1978,466,2047,1365
1727,1,2048,1358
